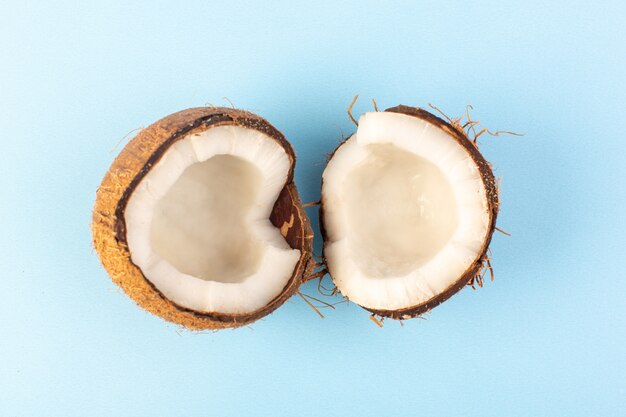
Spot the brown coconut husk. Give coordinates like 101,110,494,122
92,107,314,330
319,105,499,320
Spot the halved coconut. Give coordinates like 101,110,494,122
92,107,313,329
320,105,498,319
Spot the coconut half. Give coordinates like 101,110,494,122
93,107,313,329
320,105,498,319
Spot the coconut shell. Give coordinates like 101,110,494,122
92,107,313,330
320,105,499,320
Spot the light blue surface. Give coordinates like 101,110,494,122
1,1,625,416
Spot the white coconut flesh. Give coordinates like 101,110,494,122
124,125,301,314
322,112,491,311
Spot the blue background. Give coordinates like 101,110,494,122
1,1,625,416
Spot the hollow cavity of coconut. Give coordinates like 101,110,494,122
93,107,313,329
321,105,498,319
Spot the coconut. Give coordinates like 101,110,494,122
320,105,499,320
92,107,313,329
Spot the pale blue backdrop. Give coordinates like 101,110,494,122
1,1,625,416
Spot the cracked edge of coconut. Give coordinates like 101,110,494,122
320,105,498,319
92,107,313,330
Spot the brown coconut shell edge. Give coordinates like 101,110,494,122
92,107,314,330
319,105,499,320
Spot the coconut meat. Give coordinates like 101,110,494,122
322,112,490,311
124,125,301,314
